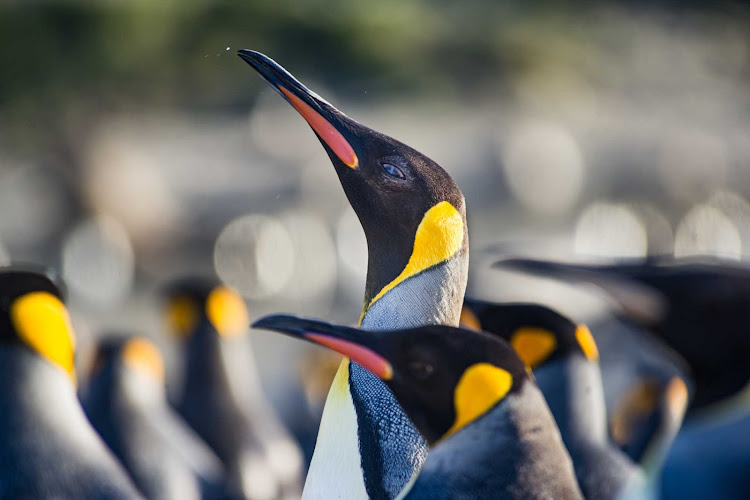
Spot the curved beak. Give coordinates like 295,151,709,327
252,314,393,380
237,49,359,169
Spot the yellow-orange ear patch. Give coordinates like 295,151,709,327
10,292,76,380
165,296,198,340
122,337,165,382
206,286,249,338
666,376,689,418
510,328,557,369
459,306,482,331
575,324,599,362
446,363,512,438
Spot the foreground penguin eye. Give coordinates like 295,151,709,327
381,162,406,179
409,361,434,379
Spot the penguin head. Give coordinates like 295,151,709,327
461,300,599,369
162,277,249,341
90,335,166,388
238,50,468,312
0,265,76,382
253,314,531,445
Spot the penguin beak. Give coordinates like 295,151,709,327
493,257,668,325
237,49,359,170
252,314,393,380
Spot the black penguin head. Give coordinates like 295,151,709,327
0,265,76,382
90,335,166,387
253,314,531,445
238,50,468,310
461,300,599,369
162,277,249,341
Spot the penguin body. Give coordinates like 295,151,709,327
164,278,303,500
462,300,646,499
496,256,750,410
239,50,468,499
82,336,225,500
611,374,690,467
254,315,584,500
0,267,142,499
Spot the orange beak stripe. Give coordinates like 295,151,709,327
280,87,359,169
305,333,392,379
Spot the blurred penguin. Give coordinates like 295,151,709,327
495,256,750,411
82,335,225,500
461,299,646,499
0,266,142,499
163,277,303,500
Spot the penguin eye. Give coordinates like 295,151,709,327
408,361,434,379
381,162,406,180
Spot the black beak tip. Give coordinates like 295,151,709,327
251,314,312,337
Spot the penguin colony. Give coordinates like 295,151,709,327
0,51,747,499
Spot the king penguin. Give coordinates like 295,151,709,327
82,335,226,500
460,299,646,499
163,277,303,500
239,49,469,500
495,256,750,411
610,373,690,467
253,314,584,500
0,265,143,499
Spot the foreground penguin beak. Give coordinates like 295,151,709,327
237,50,359,169
252,314,393,380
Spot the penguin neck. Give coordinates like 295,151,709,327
408,383,577,497
361,250,469,330
533,355,608,448
0,347,79,429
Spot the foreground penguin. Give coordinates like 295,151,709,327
163,277,303,500
239,50,469,499
254,314,583,500
0,266,142,499
82,335,225,500
461,300,647,498
495,256,750,410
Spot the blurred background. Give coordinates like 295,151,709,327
1,0,749,462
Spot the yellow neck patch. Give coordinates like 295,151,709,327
666,376,688,417
362,201,464,320
122,337,165,382
446,363,513,437
575,324,599,361
165,296,199,339
10,292,76,380
206,286,249,338
459,306,482,331
510,328,557,369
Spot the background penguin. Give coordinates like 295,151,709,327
495,256,750,411
239,49,469,500
0,265,143,499
253,314,584,500
461,299,646,499
610,373,690,468
82,334,226,500
163,277,303,500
